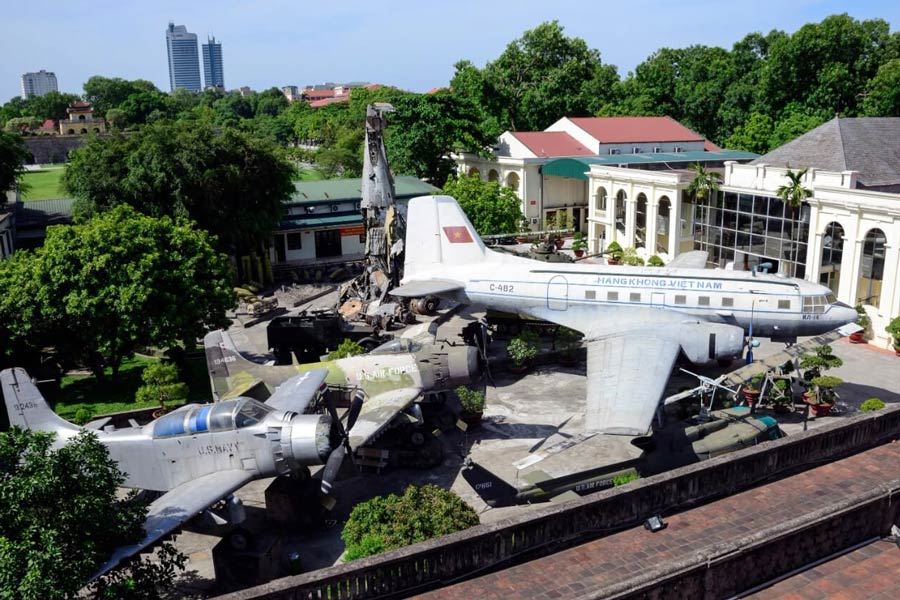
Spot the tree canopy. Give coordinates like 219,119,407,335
0,205,234,376
441,175,524,235
63,119,295,251
0,131,28,196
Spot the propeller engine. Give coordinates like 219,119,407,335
319,389,365,496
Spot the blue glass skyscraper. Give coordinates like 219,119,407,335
166,22,201,92
203,36,225,89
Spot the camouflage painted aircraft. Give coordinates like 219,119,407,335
203,327,480,452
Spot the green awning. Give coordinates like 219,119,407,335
542,150,760,180
278,213,361,230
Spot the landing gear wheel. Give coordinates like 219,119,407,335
227,527,252,551
408,431,426,447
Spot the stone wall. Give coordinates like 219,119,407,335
22,136,88,165
216,404,900,599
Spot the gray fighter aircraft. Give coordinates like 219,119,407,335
0,366,357,578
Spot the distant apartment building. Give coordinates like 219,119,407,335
282,86,300,101
166,23,201,92
20,70,58,99
202,36,225,89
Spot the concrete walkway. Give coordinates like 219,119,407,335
419,441,900,599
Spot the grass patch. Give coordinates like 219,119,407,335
295,168,323,181
20,168,67,201
45,354,213,423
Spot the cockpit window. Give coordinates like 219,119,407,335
802,295,828,313
369,338,422,355
235,399,272,428
153,398,272,438
825,292,837,305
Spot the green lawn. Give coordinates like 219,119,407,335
295,168,323,181
20,168,67,201
46,354,212,424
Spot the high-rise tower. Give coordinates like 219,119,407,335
165,22,201,92
20,70,58,99
202,36,225,89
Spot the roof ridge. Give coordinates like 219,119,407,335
835,118,848,172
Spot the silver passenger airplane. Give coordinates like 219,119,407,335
392,196,858,437
0,367,353,577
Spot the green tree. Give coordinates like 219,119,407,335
22,91,82,122
64,119,294,251
862,58,900,116
387,92,489,186
768,108,828,149
341,484,478,560
135,362,189,412
724,112,774,154
440,175,523,235
776,168,812,277
118,91,171,127
327,339,365,360
685,163,722,202
0,427,182,599
4,205,234,376
82,76,159,118
4,116,42,135
0,131,28,197
253,87,290,117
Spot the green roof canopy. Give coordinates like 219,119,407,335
541,150,759,180
288,175,439,205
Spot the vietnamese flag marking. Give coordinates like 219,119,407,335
443,226,473,244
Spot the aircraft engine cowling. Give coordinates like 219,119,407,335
417,346,481,390
678,322,744,366
288,414,333,465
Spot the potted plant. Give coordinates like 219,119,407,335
885,316,900,355
859,398,885,413
799,344,843,382
605,241,624,265
768,378,793,413
647,255,665,267
742,372,765,407
516,218,530,244
555,327,582,366
571,232,587,258
507,330,539,373
455,386,485,426
805,375,843,417
850,304,869,343
622,247,645,266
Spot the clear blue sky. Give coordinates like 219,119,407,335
4,1,899,101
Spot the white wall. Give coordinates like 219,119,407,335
544,117,599,151
496,132,537,158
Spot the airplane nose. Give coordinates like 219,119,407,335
839,305,858,326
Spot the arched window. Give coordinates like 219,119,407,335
615,190,627,236
67,128,74,135
635,193,648,248
820,222,844,295
487,169,499,182
657,196,671,254
595,187,608,213
506,171,520,191
467,167,480,179
80,128,87,134
856,228,886,307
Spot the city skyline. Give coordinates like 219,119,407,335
166,22,201,92
203,36,225,89
3,1,900,100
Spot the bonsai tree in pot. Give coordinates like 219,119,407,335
799,344,842,383
885,316,900,355
516,217,531,243
850,304,870,343
622,247,645,266
455,386,486,425
605,241,624,265
507,330,539,373
742,372,765,407
806,375,843,417
647,255,665,267
571,232,587,258
768,377,794,413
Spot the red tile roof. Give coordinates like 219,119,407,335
40,119,55,130
509,131,595,157
309,96,350,109
567,116,705,144
704,139,722,152
303,89,337,99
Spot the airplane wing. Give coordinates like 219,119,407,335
667,250,709,269
389,279,464,298
348,387,422,450
584,335,681,435
94,469,253,580
265,369,329,412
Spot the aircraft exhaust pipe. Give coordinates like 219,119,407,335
447,346,481,387
289,414,334,465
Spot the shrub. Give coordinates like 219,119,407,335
135,362,188,410
613,471,640,486
605,241,624,261
854,303,870,330
622,247,644,266
859,398,885,412
571,232,587,252
455,386,485,413
886,316,900,345
74,408,94,425
327,338,366,360
341,484,479,560
507,332,538,367
647,255,665,267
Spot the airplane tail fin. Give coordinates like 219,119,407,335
203,330,262,401
461,460,518,507
403,195,488,279
1,368,79,433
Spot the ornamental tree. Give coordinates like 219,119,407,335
440,175,523,236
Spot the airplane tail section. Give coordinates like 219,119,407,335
203,330,262,401
403,195,488,280
1,368,79,433
461,459,518,507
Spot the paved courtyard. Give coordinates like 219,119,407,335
173,302,900,596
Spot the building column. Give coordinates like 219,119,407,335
836,236,853,302
646,194,659,256
879,242,899,345
670,191,683,258
847,239,864,305
806,231,825,284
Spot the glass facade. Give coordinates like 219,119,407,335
693,191,810,278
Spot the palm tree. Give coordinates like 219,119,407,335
776,168,811,277
686,163,722,202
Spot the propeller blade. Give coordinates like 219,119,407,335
320,445,346,496
346,391,365,432
324,393,345,438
